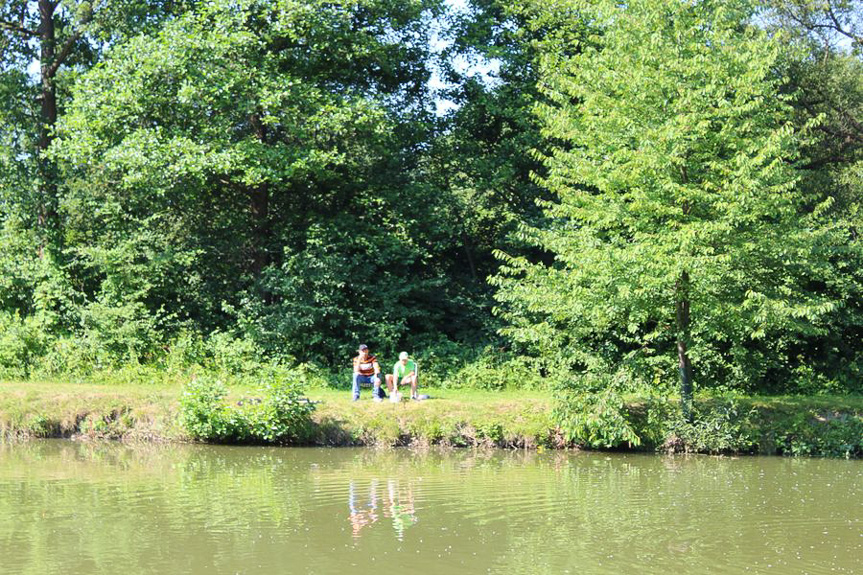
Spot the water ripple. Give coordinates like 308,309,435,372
0,443,861,575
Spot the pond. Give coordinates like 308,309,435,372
0,441,860,574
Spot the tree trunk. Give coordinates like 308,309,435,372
37,0,58,255
249,114,271,276
461,231,478,283
676,270,694,421
249,183,270,275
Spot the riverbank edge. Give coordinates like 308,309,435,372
1,385,861,457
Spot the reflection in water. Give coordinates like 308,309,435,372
348,479,380,537
348,478,418,540
0,441,861,575
386,479,418,540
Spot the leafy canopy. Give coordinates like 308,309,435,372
493,0,862,396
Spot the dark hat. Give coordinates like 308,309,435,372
358,343,369,351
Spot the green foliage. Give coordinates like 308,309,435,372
762,1,863,394
430,0,559,289
35,0,478,366
24,414,54,438
664,400,759,454
179,377,230,440
494,0,863,402
588,396,863,457
446,348,543,390
202,331,265,377
0,216,40,315
242,219,446,361
553,372,641,449
1,0,862,414
0,312,48,379
179,374,315,444
765,410,863,458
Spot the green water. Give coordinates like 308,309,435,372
0,442,860,574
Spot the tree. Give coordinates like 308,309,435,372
419,0,584,344
50,0,446,363
493,0,862,416
0,0,191,254
767,1,863,213
770,0,863,50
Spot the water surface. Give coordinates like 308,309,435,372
0,441,860,574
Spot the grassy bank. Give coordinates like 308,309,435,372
1,381,861,457
0,382,555,447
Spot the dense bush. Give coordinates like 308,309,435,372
558,395,863,458
552,371,642,449
0,312,48,379
179,374,315,444
661,400,760,454
443,348,543,390
765,410,863,458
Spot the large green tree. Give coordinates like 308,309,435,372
493,0,863,415
0,0,191,252
49,0,447,363
0,0,193,375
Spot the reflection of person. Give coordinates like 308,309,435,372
387,479,418,540
348,480,379,538
391,352,419,400
352,344,383,402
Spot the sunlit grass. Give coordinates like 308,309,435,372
1,379,860,456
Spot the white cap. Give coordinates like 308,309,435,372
399,351,409,360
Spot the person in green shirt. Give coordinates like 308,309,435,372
392,351,419,400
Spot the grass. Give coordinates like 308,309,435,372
0,380,181,440
1,379,861,457
310,386,550,404
310,387,554,448
0,380,554,447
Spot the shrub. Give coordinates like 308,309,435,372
444,348,544,390
179,373,316,444
203,330,264,376
179,376,231,440
553,371,641,448
0,312,48,379
77,300,164,365
768,411,863,458
663,399,759,454
31,334,98,378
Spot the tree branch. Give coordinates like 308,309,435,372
45,0,104,78
46,29,80,78
0,20,39,37
817,122,863,146
841,111,863,139
798,97,863,145
824,1,863,46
